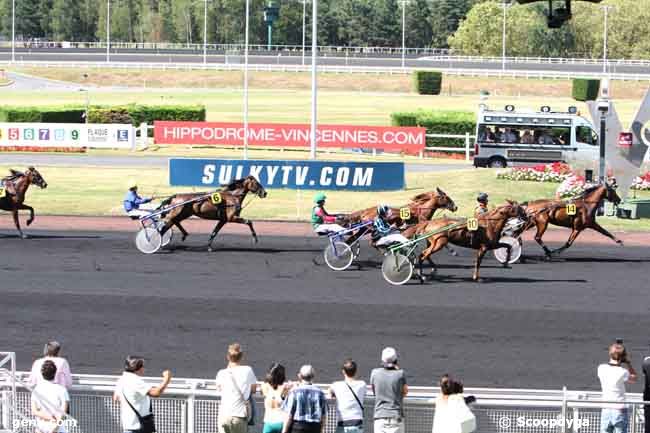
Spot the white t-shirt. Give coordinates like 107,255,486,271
598,363,630,409
330,379,367,422
216,365,257,419
31,381,70,433
29,357,73,389
114,372,152,431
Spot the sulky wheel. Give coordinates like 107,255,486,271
493,236,522,264
324,241,354,271
135,227,163,254
381,252,413,285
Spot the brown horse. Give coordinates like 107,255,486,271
404,201,527,281
0,167,48,238
347,187,458,226
158,176,267,251
522,182,623,258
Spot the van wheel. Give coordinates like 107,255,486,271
488,157,507,168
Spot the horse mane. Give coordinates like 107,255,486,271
222,177,247,191
3,169,24,182
410,192,432,204
580,184,602,197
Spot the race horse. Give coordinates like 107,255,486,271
404,200,527,281
158,176,267,251
522,182,623,258
0,167,48,238
347,187,458,226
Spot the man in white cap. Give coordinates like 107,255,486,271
282,365,327,433
123,180,155,218
370,347,408,433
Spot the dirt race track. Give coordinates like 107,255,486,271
1,218,649,391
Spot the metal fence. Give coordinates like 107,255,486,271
2,371,649,433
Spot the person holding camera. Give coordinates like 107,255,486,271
642,350,650,433
598,341,637,433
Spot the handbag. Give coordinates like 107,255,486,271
227,370,256,426
122,391,156,433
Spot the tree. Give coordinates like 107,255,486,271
50,0,81,40
429,0,478,48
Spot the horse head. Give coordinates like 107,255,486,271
243,176,268,198
605,180,622,205
26,167,47,189
435,187,457,212
496,200,526,221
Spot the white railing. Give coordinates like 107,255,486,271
425,133,475,162
2,370,649,433
2,60,650,81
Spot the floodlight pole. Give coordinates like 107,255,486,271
309,0,317,159
401,0,407,68
11,0,15,63
602,5,612,74
106,0,111,63
243,0,250,160
501,2,509,72
302,0,306,66
203,0,208,65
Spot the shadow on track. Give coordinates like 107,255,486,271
0,233,101,240
423,275,588,284
169,245,322,254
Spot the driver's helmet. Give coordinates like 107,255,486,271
377,203,390,217
313,192,327,204
126,179,138,190
477,192,489,204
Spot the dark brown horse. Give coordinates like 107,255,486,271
404,201,527,281
522,182,623,258
347,187,458,226
0,167,48,238
159,176,267,251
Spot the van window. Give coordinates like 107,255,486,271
576,126,598,146
477,124,570,146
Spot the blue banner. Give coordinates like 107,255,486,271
169,158,405,191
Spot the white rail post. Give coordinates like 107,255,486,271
561,386,567,433
630,404,637,433
465,132,470,162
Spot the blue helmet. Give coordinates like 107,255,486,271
477,193,488,203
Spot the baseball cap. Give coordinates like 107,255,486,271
381,347,398,367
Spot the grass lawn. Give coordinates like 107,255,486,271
2,164,648,231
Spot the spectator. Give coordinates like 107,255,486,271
643,350,650,433
598,342,637,433
216,343,258,433
329,359,367,433
432,375,476,433
262,363,291,433
282,365,327,433
113,356,172,433
538,131,555,145
503,128,517,144
494,128,503,143
521,130,534,144
370,347,408,433
31,360,70,433
29,341,73,389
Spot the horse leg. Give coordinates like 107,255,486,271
533,218,553,258
473,246,489,282
207,220,226,252
173,222,189,241
590,221,624,245
553,229,582,255
18,204,35,226
229,216,259,244
444,244,458,257
12,209,26,239
495,241,512,268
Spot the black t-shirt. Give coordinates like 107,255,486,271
642,356,650,398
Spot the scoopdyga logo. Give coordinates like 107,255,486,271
117,129,129,141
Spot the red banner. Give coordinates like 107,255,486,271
154,121,426,151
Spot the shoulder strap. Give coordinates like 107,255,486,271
345,382,364,414
227,369,247,402
122,390,145,422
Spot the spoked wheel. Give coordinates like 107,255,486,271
324,241,354,271
351,241,361,258
493,236,522,264
136,227,162,254
154,221,173,247
381,252,413,285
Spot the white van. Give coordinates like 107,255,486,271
473,105,599,169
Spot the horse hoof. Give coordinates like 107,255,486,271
207,247,214,253
20,233,29,239
617,240,624,246
26,220,34,226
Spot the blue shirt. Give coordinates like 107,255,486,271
282,383,327,423
123,190,151,212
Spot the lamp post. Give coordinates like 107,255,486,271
309,0,317,159
243,0,250,160
401,0,407,68
501,1,511,72
11,0,15,63
302,0,306,66
601,5,613,74
106,0,111,63
203,0,208,65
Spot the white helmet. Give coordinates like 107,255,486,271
377,204,389,217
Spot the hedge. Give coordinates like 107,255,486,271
391,109,475,148
0,107,85,123
413,71,442,95
572,78,600,101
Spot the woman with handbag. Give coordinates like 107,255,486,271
216,343,258,433
432,375,476,433
113,356,172,433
